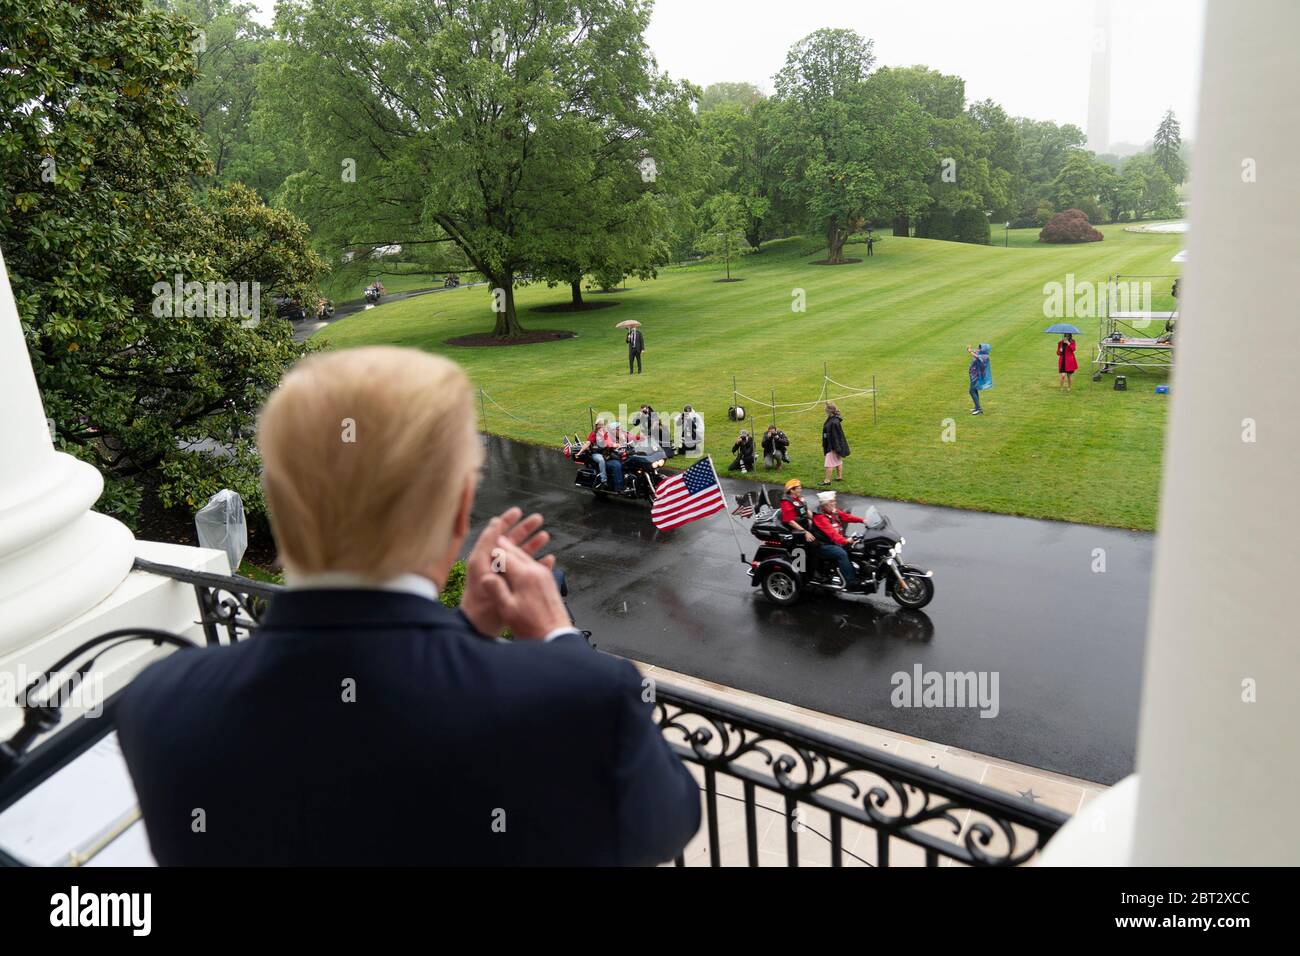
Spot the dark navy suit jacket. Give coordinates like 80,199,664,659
115,589,700,866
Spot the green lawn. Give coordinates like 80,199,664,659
318,224,1183,530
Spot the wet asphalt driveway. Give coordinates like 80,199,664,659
471,435,1152,784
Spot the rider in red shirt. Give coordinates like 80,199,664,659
811,496,864,546
811,490,863,588
579,421,623,490
779,479,816,544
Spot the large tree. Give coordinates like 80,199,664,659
275,0,692,337
1,0,322,521
1121,153,1180,220
160,0,268,183
873,66,1010,238
770,29,931,263
1152,108,1186,185
700,96,796,250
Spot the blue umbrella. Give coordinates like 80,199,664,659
1044,323,1082,334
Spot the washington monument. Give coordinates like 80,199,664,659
1087,0,1112,153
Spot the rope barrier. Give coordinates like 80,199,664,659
478,364,881,441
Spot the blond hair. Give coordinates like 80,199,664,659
257,346,483,579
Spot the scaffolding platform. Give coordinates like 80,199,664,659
1093,276,1180,379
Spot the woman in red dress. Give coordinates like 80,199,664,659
1057,333,1079,390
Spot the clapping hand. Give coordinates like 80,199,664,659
459,507,571,640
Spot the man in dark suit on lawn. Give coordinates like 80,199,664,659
627,326,645,374
115,346,700,866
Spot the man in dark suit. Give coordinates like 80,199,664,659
115,346,699,866
626,326,645,374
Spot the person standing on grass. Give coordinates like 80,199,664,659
821,402,850,484
1057,333,1078,389
626,326,645,374
968,343,992,415
866,235,875,257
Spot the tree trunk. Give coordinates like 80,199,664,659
491,272,525,338
826,218,846,264
570,280,584,308
892,215,910,237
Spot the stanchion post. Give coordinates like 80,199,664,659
770,388,777,428
872,375,877,425
480,387,487,429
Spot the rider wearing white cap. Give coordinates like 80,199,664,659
811,491,865,589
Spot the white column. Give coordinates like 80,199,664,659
1043,0,1300,866
1130,0,1299,866
0,247,135,653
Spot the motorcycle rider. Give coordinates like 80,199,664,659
579,419,624,491
812,490,863,589
779,479,817,546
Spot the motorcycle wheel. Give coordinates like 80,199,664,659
760,567,800,605
889,575,934,610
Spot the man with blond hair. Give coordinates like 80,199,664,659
115,346,700,866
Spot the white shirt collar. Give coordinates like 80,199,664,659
284,571,439,604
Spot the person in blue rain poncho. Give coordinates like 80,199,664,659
967,343,992,415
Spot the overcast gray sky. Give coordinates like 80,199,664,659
250,0,1205,146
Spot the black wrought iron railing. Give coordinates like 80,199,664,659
2,560,1068,866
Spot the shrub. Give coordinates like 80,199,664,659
440,561,467,609
953,208,991,244
1039,209,1104,243
916,207,956,241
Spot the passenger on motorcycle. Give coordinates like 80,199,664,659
578,420,624,491
812,491,863,588
778,479,817,545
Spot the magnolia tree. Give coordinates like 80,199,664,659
1,0,323,522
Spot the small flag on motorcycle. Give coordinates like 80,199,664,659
732,491,759,518
563,435,573,459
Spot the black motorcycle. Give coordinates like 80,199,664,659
364,286,382,305
745,505,935,609
571,440,667,503
444,274,460,289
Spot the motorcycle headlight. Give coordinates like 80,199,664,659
650,459,665,468
899,537,906,548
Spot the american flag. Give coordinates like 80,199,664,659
562,435,573,458
651,458,728,530
732,492,756,518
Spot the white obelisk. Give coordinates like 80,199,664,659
1086,0,1112,154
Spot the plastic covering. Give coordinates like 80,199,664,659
195,489,248,573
